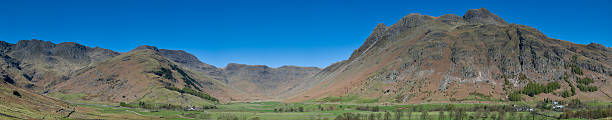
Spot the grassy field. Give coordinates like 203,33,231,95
56,100,611,120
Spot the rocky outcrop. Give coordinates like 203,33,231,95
350,23,387,60
463,8,507,25
131,45,159,52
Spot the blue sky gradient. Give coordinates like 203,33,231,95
1,0,610,68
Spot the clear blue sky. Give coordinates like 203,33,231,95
1,0,610,68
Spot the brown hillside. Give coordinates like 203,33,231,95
51,47,233,104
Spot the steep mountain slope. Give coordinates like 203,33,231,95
51,46,228,105
0,52,73,119
0,40,119,91
290,8,611,103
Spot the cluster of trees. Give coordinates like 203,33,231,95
560,108,612,119
273,106,304,112
576,77,594,85
355,106,380,112
335,112,398,120
561,72,577,98
317,104,340,111
560,90,572,98
120,101,183,110
569,64,583,75
519,81,560,97
577,84,598,92
508,92,521,101
576,77,598,92
567,56,583,75
119,101,217,111
164,86,218,102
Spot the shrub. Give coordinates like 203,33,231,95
119,102,128,107
561,90,571,98
571,65,583,75
518,73,529,83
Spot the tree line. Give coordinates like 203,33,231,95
119,101,217,111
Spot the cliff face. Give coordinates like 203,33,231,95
291,8,611,103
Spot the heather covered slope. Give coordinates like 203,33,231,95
290,8,611,103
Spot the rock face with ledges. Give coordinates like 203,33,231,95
291,8,611,103
463,8,507,25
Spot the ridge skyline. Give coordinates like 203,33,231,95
2,2,610,68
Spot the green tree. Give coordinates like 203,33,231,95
394,110,403,120
438,110,445,120
561,90,571,98
384,111,391,120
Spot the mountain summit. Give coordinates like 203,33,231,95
463,8,507,25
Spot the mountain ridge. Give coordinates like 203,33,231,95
288,8,611,103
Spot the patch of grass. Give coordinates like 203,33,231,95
138,87,215,106
316,94,380,103
47,92,87,101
